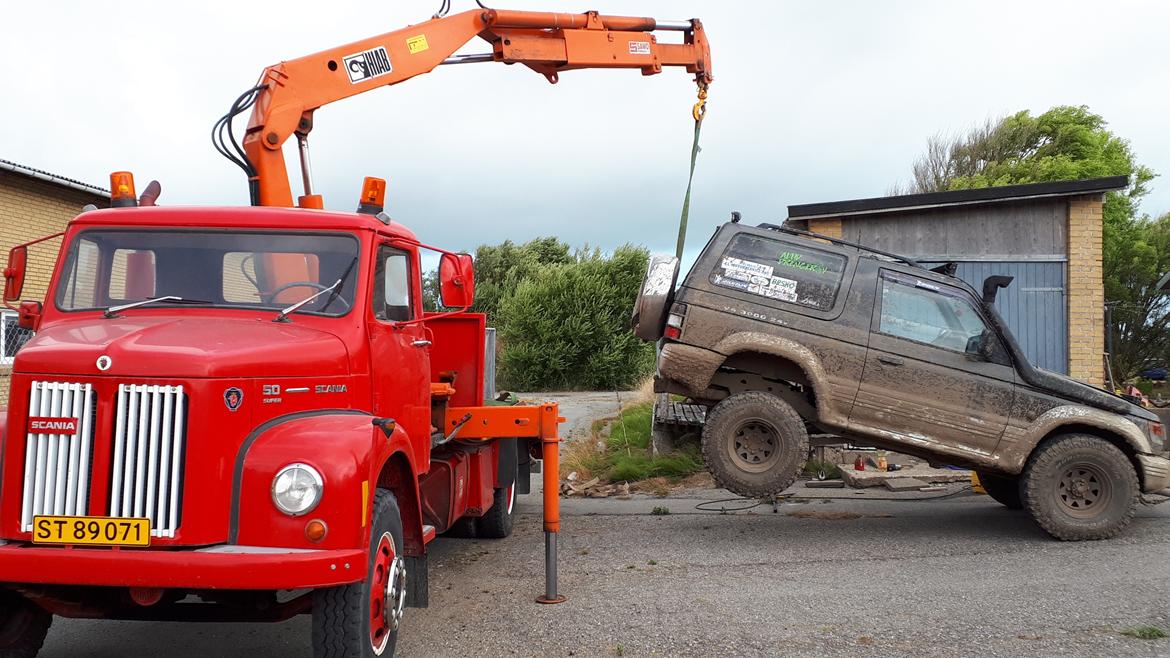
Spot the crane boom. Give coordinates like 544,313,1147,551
237,7,712,207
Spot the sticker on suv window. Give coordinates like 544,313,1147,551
718,257,798,302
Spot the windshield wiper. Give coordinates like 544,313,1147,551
104,296,211,319
273,279,342,323
320,257,358,313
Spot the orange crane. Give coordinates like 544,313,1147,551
215,6,713,207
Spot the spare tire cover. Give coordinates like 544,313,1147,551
631,254,680,341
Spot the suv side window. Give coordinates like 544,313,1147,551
372,246,413,322
878,273,987,353
710,234,846,311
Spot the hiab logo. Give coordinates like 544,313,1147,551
343,46,393,84
29,417,79,435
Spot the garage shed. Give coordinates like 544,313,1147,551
786,176,1128,387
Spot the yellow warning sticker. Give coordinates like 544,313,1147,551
407,34,429,55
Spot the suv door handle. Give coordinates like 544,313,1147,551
411,340,432,347
877,355,904,366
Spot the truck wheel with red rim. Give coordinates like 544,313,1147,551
312,489,406,657
474,483,516,539
0,591,51,658
1022,434,1139,541
701,392,808,497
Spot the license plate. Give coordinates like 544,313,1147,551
32,516,151,547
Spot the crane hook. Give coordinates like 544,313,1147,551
692,87,708,122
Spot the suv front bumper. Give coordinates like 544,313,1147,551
1137,454,1170,493
0,542,366,589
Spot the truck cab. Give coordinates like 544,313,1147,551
0,183,557,658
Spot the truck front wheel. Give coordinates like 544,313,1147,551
313,489,406,657
0,590,51,658
701,392,808,497
1022,434,1139,541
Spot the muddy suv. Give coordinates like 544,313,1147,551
632,220,1168,540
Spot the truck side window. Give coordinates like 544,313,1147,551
710,234,846,311
373,246,413,322
878,276,988,353
60,237,100,308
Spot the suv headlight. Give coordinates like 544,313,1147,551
1149,421,1166,453
272,463,323,516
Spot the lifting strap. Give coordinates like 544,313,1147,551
675,87,708,260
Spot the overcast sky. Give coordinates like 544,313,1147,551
3,0,1168,265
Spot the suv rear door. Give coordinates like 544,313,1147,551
850,270,1015,457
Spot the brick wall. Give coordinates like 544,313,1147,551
0,171,107,406
1066,194,1105,387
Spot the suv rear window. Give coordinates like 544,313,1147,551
710,234,846,310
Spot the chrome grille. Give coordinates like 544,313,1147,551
20,382,96,531
109,384,187,537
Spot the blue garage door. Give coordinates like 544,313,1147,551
924,261,1067,374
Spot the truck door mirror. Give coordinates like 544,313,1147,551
18,300,42,331
439,253,475,308
4,245,27,302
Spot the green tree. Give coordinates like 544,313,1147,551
422,237,572,320
495,245,655,390
897,105,1164,380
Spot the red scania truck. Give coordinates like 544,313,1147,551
0,7,711,657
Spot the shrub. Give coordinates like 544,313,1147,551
496,245,655,391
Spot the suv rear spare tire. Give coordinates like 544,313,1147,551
701,392,808,497
631,254,679,341
1021,434,1139,541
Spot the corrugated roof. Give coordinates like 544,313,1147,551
788,176,1129,220
0,158,110,197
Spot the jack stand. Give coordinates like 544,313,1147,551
536,408,567,605
536,531,566,604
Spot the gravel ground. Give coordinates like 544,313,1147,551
40,491,1170,658
36,392,1170,657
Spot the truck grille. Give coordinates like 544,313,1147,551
109,384,188,538
20,382,97,531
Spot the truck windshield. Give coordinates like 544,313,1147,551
55,230,360,317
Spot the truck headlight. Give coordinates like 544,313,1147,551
271,463,323,516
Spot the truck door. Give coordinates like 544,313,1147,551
368,243,431,457
850,270,1015,457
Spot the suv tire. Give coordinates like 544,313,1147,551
1021,434,1139,541
701,392,808,497
976,471,1023,509
631,254,679,341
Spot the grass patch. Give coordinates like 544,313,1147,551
563,400,704,485
1121,626,1167,640
802,458,841,480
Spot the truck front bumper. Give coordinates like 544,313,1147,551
1137,454,1170,493
0,543,367,590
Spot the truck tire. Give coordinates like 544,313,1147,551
630,254,679,341
1021,434,1139,541
976,471,1023,509
474,483,515,539
701,392,808,497
0,591,51,658
313,490,406,658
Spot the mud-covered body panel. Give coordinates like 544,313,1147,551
655,222,1166,486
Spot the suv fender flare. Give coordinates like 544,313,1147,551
1001,405,1151,474
712,332,843,425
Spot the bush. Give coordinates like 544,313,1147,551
496,245,655,391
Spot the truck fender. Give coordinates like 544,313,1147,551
372,444,426,557
712,331,842,425
232,409,393,550
999,405,1152,473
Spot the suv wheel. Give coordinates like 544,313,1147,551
976,471,1023,509
1021,434,1139,541
701,392,808,497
